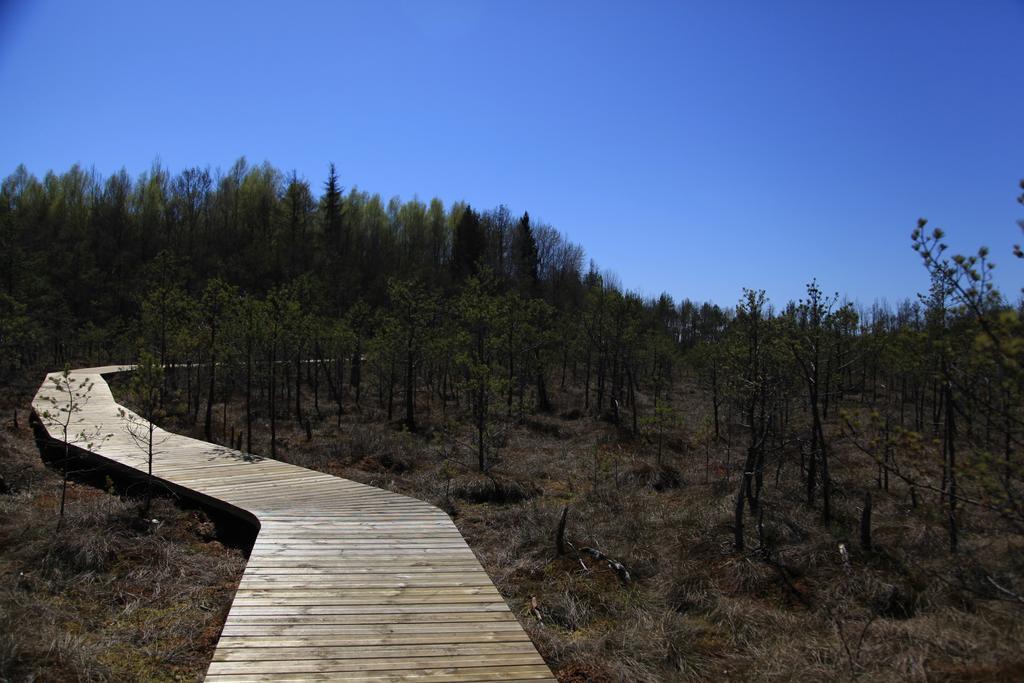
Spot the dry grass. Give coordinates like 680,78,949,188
11,358,1021,681
107,372,1024,682
0,373,246,682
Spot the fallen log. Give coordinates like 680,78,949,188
580,546,631,584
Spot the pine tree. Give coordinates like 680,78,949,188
513,211,539,295
452,205,484,282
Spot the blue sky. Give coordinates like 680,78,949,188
1,0,1021,307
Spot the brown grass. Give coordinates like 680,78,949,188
103,371,1024,682
0,372,246,682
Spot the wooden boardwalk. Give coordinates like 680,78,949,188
32,366,555,682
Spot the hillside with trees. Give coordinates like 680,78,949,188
1,160,1023,681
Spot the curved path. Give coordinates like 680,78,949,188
33,367,554,682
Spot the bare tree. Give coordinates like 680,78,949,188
118,352,167,515
38,366,108,527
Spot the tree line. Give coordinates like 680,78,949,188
0,160,703,472
3,161,1023,579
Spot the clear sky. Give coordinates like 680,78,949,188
1,0,1021,307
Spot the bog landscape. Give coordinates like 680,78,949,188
1,3,1021,682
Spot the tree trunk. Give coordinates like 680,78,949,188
945,381,958,553
711,362,720,440
313,342,320,417
627,364,638,436
405,349,416,432
734,483,746,551
860,491,873,550
204,322,216,441
245,336,253,453
269,346,277,459
295,352,303,423
387,354,396,421
351,344,362,408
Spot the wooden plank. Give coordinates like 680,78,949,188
204,665,554,682
204,654,547,675
214,634,532,647
211,643,542,662
220,614,521,625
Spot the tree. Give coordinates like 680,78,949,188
427,197,449,275
320,163,347,306
281,172,316,281
118,351,165,514
643,329,679,465
500,290,532,420
139,251,188,399
513,211,539,295
909,211,1023,553
237,293,266,452
170,166,211,271
786,280,855,522
642,402,679,468
456,274,507,472
381,278,438,432
725,289,781,550
346,300,372,410
694,333,726,441
452,205,485,282
0,292,36,380
264,284,302,458
199,278,237,441
38,366,105,527
320,315,355,425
